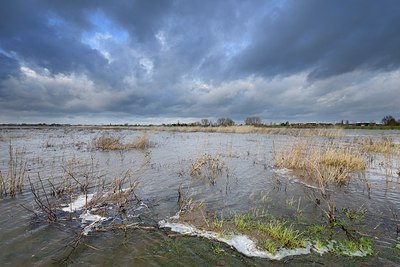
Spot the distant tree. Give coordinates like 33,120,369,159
216,117,235,126
245,116,262,126
200,118,211,126
382,115,398,126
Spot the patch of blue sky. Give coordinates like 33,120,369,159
83,10,129,46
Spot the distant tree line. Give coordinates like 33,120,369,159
194,116,263,127
244,116,262,126
382,115,400,126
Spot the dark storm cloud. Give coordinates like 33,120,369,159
0,0,399,124
0,0,108,75
233,0,400,79
0,54,19,80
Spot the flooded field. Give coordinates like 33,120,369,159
0,126,399,266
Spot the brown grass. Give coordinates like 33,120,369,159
85,125,344,138
163,126,344,138
361,137,399,154
190,154,225,185
274,139,366,185
92,133,151,151
130,134,151,149
92,135,124,150
0,144,28,197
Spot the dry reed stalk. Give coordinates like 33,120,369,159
92,135,125,150
88,171,139,208
0,171,4,196
190,154,225,185
118,125,344,137
361,137,398,154
92,133,151,151
1,144,28,197
29,174,57,222
129,134,150,149
274,138,366,185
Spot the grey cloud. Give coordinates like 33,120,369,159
233,0,400,79
0,54,20,80
0,0,399,124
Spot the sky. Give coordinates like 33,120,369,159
0,0,399,125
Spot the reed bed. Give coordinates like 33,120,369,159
274,138,366,185
361,137,399,154
89,125,344,138
92,133,151,151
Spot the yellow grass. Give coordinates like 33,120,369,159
79,125,344,137
92,133,151,151
361,137,399,154
274,139,366,185
190,154,225,185
130,134,151,149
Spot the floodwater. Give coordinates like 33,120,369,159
0,127,399,266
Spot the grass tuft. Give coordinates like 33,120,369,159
1,144,28,197
274,138,366,185
190,154,225,185
361,137,399,154
92,133,151,151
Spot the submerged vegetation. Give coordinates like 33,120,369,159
190,154,226,185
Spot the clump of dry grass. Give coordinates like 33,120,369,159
130,134,151,149
92,135,124,150
190,154,225,185
361,137,398,154
274,139,366,185
297,128,344,138
92,133,151,151
320,147,366,170
0,144,28,197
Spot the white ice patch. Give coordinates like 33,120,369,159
80,211,109,236
159,220,312,260
61,193,111,235
79,211,107,223
61,194,94,212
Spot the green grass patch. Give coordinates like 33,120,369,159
333,237,373,256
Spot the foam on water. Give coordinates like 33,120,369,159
159,220,312,260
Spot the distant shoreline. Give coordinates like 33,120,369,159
1,124,399,132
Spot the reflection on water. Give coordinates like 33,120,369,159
0,127,399,265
